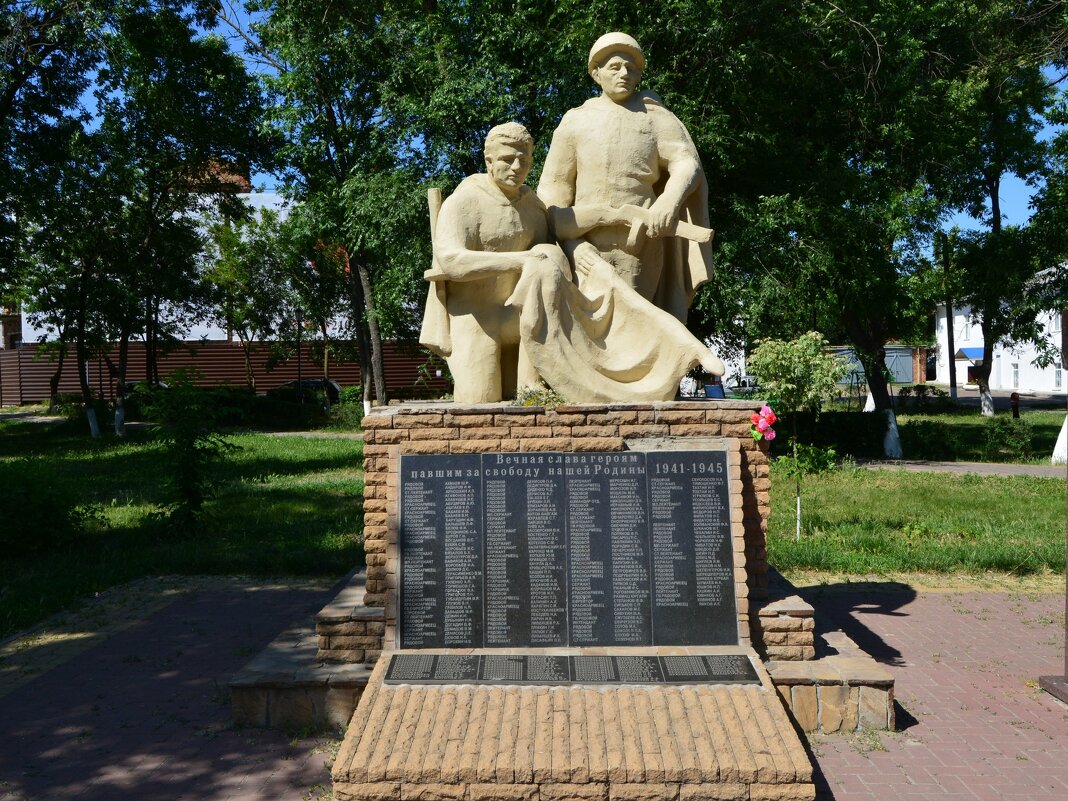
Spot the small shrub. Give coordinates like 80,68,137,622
769,411,888,459
326,401,365,430
148,369,237,528
983,416,1033,462
776,443,839,477
514,384,566,408
0,459,103,555
247,396,322,430
339,385,363,406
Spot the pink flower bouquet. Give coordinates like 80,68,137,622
751,405,777,442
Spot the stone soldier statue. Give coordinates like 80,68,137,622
538,32,713,323
419,122,570,403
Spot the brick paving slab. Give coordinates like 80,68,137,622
805,588,1068,800
0,580,339,801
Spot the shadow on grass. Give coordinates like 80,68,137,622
0,477,365,639
1,420,363,511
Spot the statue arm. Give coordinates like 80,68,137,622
433,196,530,282
646,111,702,237
536,119,577,210
535,118,609,276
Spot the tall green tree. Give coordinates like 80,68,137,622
18,2,267,435
1,1,99,299
228,1,1067,411
934,1,1066,414
205,207,293,390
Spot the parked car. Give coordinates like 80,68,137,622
267,379,341,405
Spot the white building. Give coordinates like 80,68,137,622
933,302,1064,393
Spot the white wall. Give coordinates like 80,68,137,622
933,303,1064,393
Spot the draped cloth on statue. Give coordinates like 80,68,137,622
506,256,711,404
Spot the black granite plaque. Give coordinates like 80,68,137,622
397,450,738,650
384,653,759,685
433,654,480,681
384,653,436,682
479,654,526,682
566,453,652,646
705,654,760,683
398,454,484,649
660,655,717,682
483,455,568,647
570,655,618,682
647,451,737,645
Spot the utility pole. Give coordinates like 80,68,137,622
1039,308,1068,703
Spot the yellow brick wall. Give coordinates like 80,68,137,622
361,401,772,661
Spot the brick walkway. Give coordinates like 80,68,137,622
1,579,1065,800
805,586,1068,800
0,580,339,801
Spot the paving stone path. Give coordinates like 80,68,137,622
2,577,1065,800
0,578,339,801
806,586,1068,800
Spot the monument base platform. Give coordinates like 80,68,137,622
1039,674,1068,705
331,653,815,801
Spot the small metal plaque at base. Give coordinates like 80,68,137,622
384,653,760,686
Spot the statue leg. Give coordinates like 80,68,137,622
447,316,503,403
634,238,664,303
515,343,541,396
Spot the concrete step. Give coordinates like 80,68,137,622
230,622,373,732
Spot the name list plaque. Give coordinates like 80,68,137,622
383,653,760,686
398,451,738,649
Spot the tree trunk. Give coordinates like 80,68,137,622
937,232,958,401
113,334,130,437
48,342,67,412
352,252,386,405
844,312,892,410
238,333,256,392
74,261,100,438
319,322,332,410
945,296,957,400
976,321,996,417
76,340,100,438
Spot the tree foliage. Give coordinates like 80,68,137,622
6,1,1068,421
747,332,852,417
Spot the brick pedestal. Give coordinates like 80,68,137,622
356,400,772,665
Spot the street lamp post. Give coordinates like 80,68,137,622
296,306,304,404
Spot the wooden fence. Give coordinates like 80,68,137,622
0,340,450,406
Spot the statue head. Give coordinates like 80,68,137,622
588,32,644,103
484,121,534,199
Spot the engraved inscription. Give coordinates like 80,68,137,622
397,451,737,649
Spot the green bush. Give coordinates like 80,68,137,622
339,385,363,406
983,416,1033,462
54,392,109,423
775,443,839,477
896,384,955,411
248,395,323,429
769,411,888,459
898,419,967,460
0,459,103,555
148,369,237,527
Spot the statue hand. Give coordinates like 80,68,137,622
645,198,677,238
573,242,603,277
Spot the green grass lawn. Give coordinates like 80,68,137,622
897,408,1064,462
0,418,364,638
769,462,1066,575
